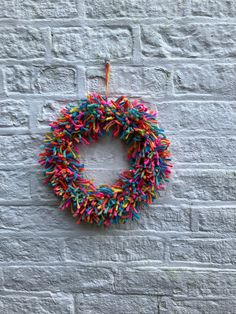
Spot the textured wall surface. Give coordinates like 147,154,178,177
0,0,236,313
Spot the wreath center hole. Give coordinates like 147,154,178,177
79,135,129,187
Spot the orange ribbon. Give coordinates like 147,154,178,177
105,61,110,99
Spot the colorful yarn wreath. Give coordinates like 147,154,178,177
39,93,171,226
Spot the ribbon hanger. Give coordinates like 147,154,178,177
105,61,111,99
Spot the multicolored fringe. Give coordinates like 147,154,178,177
39,93,171,226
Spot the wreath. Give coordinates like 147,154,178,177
39,64,171,226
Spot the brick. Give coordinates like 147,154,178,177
169,239,236,265
17,0,78,19
32,170,58,202
0,237,63,262
160,298,236,314
157,102,236,131
141,24,236,58
0,0,16,18
6,66,76,94
37,66,76,94
76,293,157,314
190,0,236,17
0,270,4,289
0,169,31,201
0,205,185,234
82,169,126,187
171,136,236,166
0,206,78,232
37,100,77,126
0,100,29,128
198,207,236,232
52,27,133,61
4,266,114,292
151,182,172,205
0,294,74,314
79,135,129,169
138,205,191,232
0,135,42,164
0,70,4,95
5,66,34,93
0,27,45,60
65,236,164,262
37,101,65,126
85,0,188,18
115,269,236,296
87,67,171,96
172,170,236,201
174,64,236,96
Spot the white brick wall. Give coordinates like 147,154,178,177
0,0,235,313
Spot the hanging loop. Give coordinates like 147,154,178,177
105,61,111,99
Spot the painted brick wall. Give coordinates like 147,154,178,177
0,0,236,313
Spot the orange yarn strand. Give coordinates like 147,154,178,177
105,61,110,99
